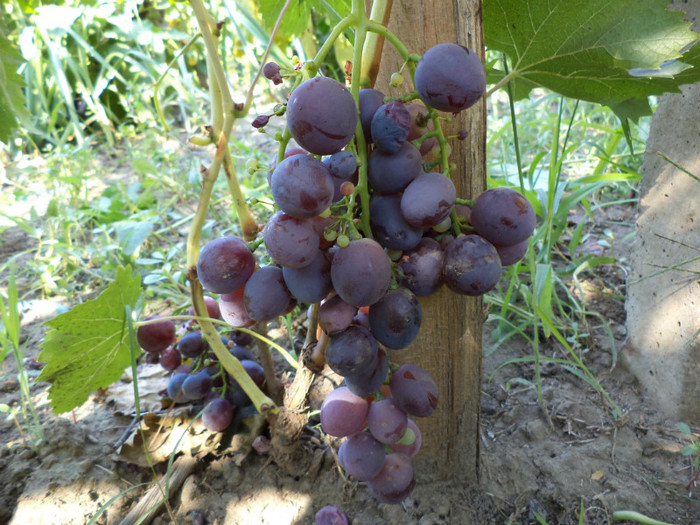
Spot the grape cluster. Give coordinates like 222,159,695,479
141,41,535,506
136,302,266,433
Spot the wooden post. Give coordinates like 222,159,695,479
371,0,486,483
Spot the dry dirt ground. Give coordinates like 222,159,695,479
1,208,699,525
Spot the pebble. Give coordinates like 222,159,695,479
222,462,243,487
524,419,548,442
0,378,19,393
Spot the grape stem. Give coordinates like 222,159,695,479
611,511,677,525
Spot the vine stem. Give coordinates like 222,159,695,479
611,511,677,525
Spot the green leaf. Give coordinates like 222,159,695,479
677,421,692,435
114,220,154,257
484,0,700,120
257,0,350,39
0,31,31,143
38,266,142,414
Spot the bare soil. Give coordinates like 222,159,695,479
1,209,699,525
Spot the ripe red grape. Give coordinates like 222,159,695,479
338,431,386,481
263,211,320,269
366,453,415,504
330,238,391,307
371,100,411,153
470,187,536,247
177,331,207,358
286,76,357,155
397,237,445,296
325,325,379,377
368,287,422,349
368,397,408,444
358,88,385,142
314,505,348,525
389,363,438,417
137,318,175,354
369,194,423,251
367,141,423,194
318,295,357,335
344,347,389,397
219,287,256,328
197,236,255,294
282,250,332,304
443,234,501,296
319,386,369,438
389,418,422,457
262,61,283,84
243,266,294,322
270,154,334,219
414,43,486,113
400,172,456,228
202,397,234,432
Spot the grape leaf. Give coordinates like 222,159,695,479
257,0,350,39
38,266,142,414
0,31,31,143
484,0,700,120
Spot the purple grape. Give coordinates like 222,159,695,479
344,347,388,397
270,154,334,219
240,359,265,386
286,76,357,155
137,318,175,354
230,329,254,346
282,250,332,304
319,386,369,438
443,234,501,296
160,346,181,371
371,100,411,153
368,397,408,444
181,371,213,400
330,239,392,307
414,43,486,113
202,397,234,432
167,372,188,402
323,150,357,180
219,287,256,328
406,102,437,155
318,295,357,335
368,287,422,350
366,453,415,504
470,187,536,247
263,211,320,269
495,238,529,266
338,431,386,481
389,364,438,418
367,141,423,194
189,295,222,320
397,237,445,296
315,505,348,525
369,194,423,251
389,418,422,457
197,236,255,294
243,266,294,322
263,61,283,85
359,88,385,142
325,325,378,377
177,331,207,358
231,344,254,361
252,115,269,128
400,172,456,228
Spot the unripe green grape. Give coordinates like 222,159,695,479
390,72,403,87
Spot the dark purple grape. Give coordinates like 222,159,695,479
252,115,269,128
371,100,411,153
137,318,175,354
323,150,357,180
330,239,392,307
230,329,254,346
219,287,256,328
202,397,234,432
325,325,378,377
359,88,385,142
167,373,188,402
197,236,255,294
263,61,283,85
389,364,438,417
389,418,422,457
370,194,423,251
160,346,182,371
368,397,408,444
181,370,212,400
243,266,294,322
286,76,357,155
315,505,348,525
282,250,332,304
319,386,369,438
227,360,265,407
240,359,265,386
367,141,423,194
443,234,501,296
470,187,536,247
177,331,207,358
270,154,334,219
406,102,438,156
366,453,415,504
397,237,445,296
231,344,254,361
400,172,456,228
368,288,422,350
318,295,357,335
344,347,388,397
263,211,320,269
495,238,529,266
338,432,386,481
414,43,486,113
